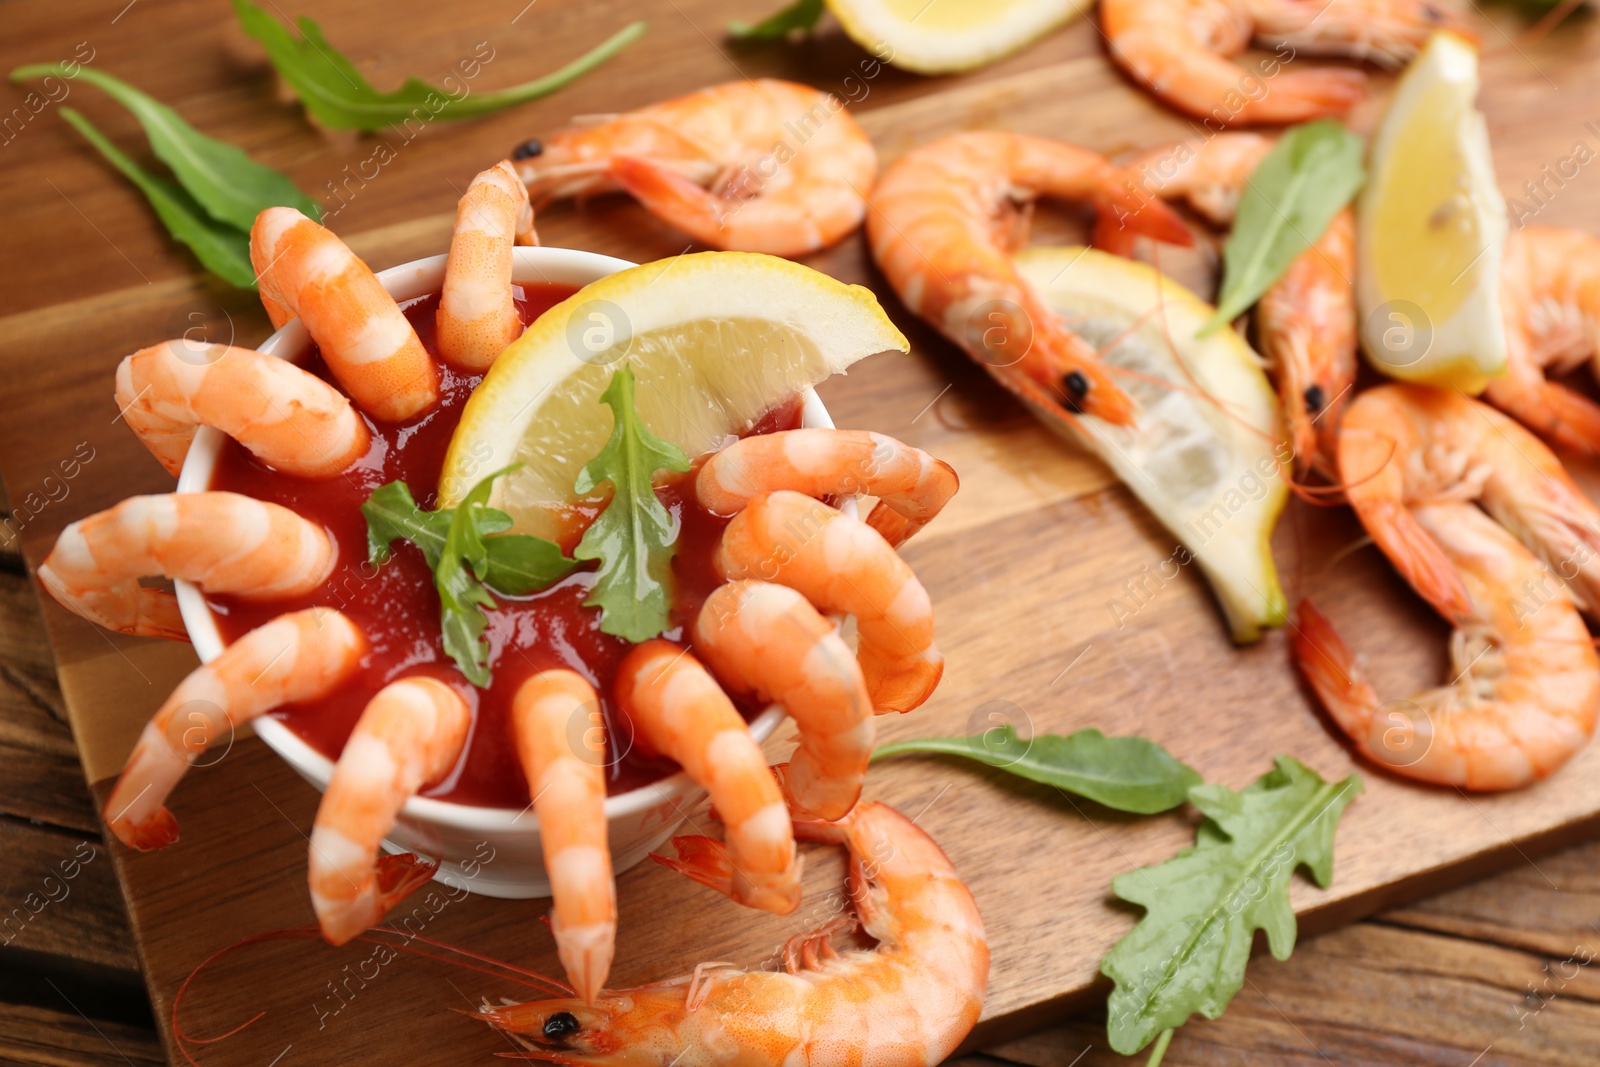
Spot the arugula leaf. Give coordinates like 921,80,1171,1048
1101,756,1363,1056
871,726,1200,814
729,0,825,39
55,108,257,288
1200,120,1365,335
234,0,647,131
363,469,577,685
574,367,691,643
11,64,320,230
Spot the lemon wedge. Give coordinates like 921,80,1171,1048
826,0,1087,74
1356,31,1506,393
440,251,907,537
1014,246,1288,643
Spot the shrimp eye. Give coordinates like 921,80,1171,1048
513,139,545,160
543,1011,582,1040
1303,384,1325,414
1062,371,1090,413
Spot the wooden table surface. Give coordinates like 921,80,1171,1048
5,0,1600,1063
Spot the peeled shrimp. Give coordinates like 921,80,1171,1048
1292,502,1600,789
309,676,471,946
867,131,1193,428
715,490,942,714
698,429,958,548
38,492,336,640
516,79,876,257
437,160,538,371
116,340,369,478
615,640,800,915
1102,0,1472,125
695,581,874,821
103,608,364,850
1338,385,1600,622
1115,133,1356,476
512,670,615,1005
479,801,989,1067
1484,226,1600,455
251,207,439,422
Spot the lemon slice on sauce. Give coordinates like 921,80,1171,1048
440,251,907,538
1356,31,1507,393
826,0,1087,74
1014,246,1288,644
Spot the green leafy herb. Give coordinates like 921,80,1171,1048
363,469,577,685
729,0,825,39
871,726,1201,814
234,0,647,131
1101,756,1363,1059
11,64,320,230
1200,120,1365,336
574,366,691,643
55,108,257,288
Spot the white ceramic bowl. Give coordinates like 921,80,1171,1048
173,247,833,899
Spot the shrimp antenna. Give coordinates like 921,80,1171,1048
173,925,571,1066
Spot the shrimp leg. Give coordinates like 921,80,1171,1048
715,490,942,714
697,429,958,547
103,608,364,850
615,640,801,915
696,581,874,821
39,492,336,640
251,207,439,422
309,677,471,945
437,160,538,371
116,340,369,478
512,670,615,1004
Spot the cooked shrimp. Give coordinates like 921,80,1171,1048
695,581,874,821
1338,385,1600,622
515,79,876,258
479,800,989,1067
38,492,336,640
615,640,800,915
1292,502,1600,789
1484,226,1600,456
1114,133,1356,476
867,131,1193,428
250,207,439,422
437,160,538,371
115,340,369,478
512,670,615,1005
103,608,364,850
715,490,942,714
309,676,471,946
697,429,958,547
1102,0,1472,125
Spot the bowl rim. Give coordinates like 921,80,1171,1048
173,245,831,835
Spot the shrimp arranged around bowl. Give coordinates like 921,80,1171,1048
478,801,990,1067
1101,0,1475,125
867,131,1194,428
1291,385,1600,788
514,79,877,258
42,160,963,1008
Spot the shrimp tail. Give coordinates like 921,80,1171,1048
1289,600,1379,732
1090,214,1139,257
376,852,441,909
649,834,739,897
1511,380,1600,457
609,156,732,245
1094,187,1194,249
119,806,180,851
1364,499,1475,623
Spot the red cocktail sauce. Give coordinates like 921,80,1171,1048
207,285,803,809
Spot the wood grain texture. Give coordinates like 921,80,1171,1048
3,0,1600,1064
0,1000,164,1067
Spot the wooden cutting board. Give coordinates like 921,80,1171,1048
4,1,1600,1062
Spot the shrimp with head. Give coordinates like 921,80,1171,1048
1113,132,1356,477
867,131,1194,428
515,79,876,258
478,801,989,1067
1102,0,1475,125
